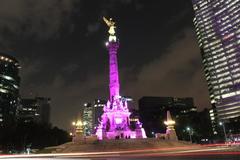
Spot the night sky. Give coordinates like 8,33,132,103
0,0,211,129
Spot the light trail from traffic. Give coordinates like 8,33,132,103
0,144,239,159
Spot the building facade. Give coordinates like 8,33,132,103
82,103,93,136
129,109,141,130
18,97,51,124
192,0,240,121
209,105,218,135
139,97,197,137
92,99,106,131
0,53,20,126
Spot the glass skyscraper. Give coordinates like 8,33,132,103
0,53,20,126
19,97,51,124
83,103,93,136
192,0,240,121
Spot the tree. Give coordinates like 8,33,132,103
0,121,71,152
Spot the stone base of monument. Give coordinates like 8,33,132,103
48,138,195,153
104,130,132,139
72,135,98,144
135,128,147,139
72,135,84,143
167,130,178,141
155,132,178,141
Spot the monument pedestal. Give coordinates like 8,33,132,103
96,98,146,140
73,135,84,143
166,129,178,141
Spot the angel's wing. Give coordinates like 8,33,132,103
103,17,111,27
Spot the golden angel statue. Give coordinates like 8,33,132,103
103,17,117,42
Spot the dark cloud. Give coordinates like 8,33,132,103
0,0,78,46
0,1,211,130
122,29,211,109
62,64,80,74
20,58,43,79
21,72,108,129
87,22,100,34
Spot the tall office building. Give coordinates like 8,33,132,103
92,99,106,131
36,97,51,124
192,0,240,121
18,97,51,124
82,103,93,136
139,97,197,137
0,53,20,126
80,99,106,136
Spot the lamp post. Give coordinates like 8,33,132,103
72,121,76,126
186,127,192,143
151,131,155,137
219,122,227,142
72,120,84,136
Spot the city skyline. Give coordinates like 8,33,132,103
0,0,211,129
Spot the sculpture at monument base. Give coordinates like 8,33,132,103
96,97,146,140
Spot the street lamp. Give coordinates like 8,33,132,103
219,122,227,142
186,127,192,143
151,131,155,136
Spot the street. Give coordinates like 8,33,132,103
0,144,239,160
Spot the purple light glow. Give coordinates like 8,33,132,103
96,41,146,140
115,117,123,124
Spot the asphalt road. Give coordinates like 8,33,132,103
0,154,239,160
105,155,240,160
0,145,239,160
104,155,240,160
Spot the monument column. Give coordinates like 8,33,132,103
107,42,120,101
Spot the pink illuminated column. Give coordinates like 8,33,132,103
107,42,120,101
